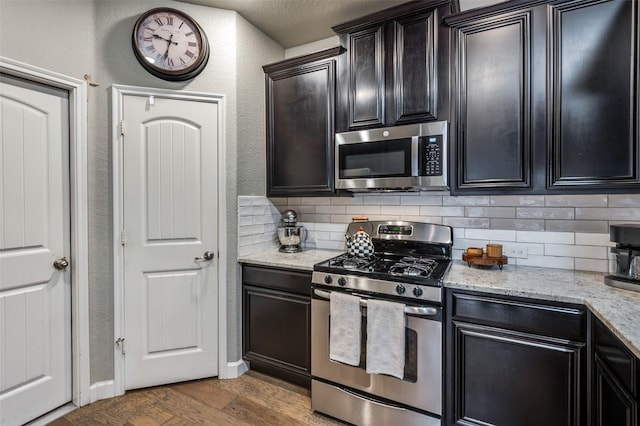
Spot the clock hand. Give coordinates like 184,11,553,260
152,33,171,43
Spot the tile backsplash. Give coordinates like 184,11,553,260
238,193,640,273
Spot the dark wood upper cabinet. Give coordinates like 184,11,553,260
452,9,537,190
263,47,343,197
334,1,450,132
447,0,640,194
549,0,639,190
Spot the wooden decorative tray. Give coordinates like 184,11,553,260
462,253,508,270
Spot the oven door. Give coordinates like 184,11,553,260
311,289,442,415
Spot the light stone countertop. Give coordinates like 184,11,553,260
238,248,341,271
238,249,640,359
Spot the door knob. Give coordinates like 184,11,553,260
195,251,215,261
53,257,69,270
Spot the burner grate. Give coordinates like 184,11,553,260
389,256,438,278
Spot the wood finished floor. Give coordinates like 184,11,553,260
48,371,346,426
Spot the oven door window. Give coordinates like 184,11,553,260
338,138,412,179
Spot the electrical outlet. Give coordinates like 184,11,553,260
504,246,528,258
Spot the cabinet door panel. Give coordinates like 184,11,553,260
453,323,584,426
348,26,385,128
594,358,636,426
457,13,531,188
244,286,311,375
550,0,639,188
394,12,436,124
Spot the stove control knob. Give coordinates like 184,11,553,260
324,275,333,284
413,287,423,297
395,284,406,295
338,277,347,286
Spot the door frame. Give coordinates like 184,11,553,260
111,84,228,396
0,57,91,408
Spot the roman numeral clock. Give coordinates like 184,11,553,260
132,8,210,81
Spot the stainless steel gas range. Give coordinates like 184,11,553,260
311,220,453,426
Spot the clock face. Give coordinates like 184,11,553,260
132,8,210,81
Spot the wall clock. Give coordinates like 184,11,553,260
132,7,210,81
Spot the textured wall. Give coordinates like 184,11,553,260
0,0,282,384
239,194,640,274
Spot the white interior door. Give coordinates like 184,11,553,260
0,75,71,425
122,93,219,390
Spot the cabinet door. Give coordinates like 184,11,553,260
264,49,339,197
549,0,640,189
453,11,535,191
392,12,437,124
243,285,311,386
345,25,386,129
594,358,636,426
451,322,586,425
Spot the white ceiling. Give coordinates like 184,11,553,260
176,0,410,48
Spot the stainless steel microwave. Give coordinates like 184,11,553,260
335,121,448,191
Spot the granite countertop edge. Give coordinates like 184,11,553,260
238,249,640,359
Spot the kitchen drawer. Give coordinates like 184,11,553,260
242,265,311,296
451,292,586,342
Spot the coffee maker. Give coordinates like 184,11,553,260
605,224,640,292
277,209,306,253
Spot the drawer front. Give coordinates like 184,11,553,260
242,265,311,296
451,291,586,342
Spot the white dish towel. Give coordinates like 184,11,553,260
366,299,406,379
329,291,362,366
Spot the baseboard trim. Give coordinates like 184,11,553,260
224,359,248,379
90,379,116,403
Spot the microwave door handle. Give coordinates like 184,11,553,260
411,136,419,176
313,288,438,317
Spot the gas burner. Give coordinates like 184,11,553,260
330,253,378,271
389,256,438,278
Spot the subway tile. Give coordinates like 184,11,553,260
346,205,382,215
400,195,443,206
316,240,345,250
491,195,545,207
576,208,640,220
545,220,609,233
286,197,302,206
545,244,607,259
453,238,489,250
466,207,515,218
516,207,574,220
575,258,608,273
609,194,640,207
443,195,490,206
362,195,401,205
315,222,347,232
238,216,253,226
420,206,465,217
545,194,607,207
575,232,614,246
381,205,421,216
303,214,331,223
415,216,444,224
300,197,331,205
238,224,265,236
331,196,364,205
465,228,517,241
490,218,545,231
517,231,574,244
443,217,490,228
267,197,288,206
316,205,347,214
516,255,574,270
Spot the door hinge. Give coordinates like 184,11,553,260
115,337,126,355
120,120,125,135
120,230,126,245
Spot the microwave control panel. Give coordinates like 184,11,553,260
419,135,443,176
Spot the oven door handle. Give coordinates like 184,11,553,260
313,289,439,316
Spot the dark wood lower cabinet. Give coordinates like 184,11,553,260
242,265,312,388
446,290,587,425
592,314,639,426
